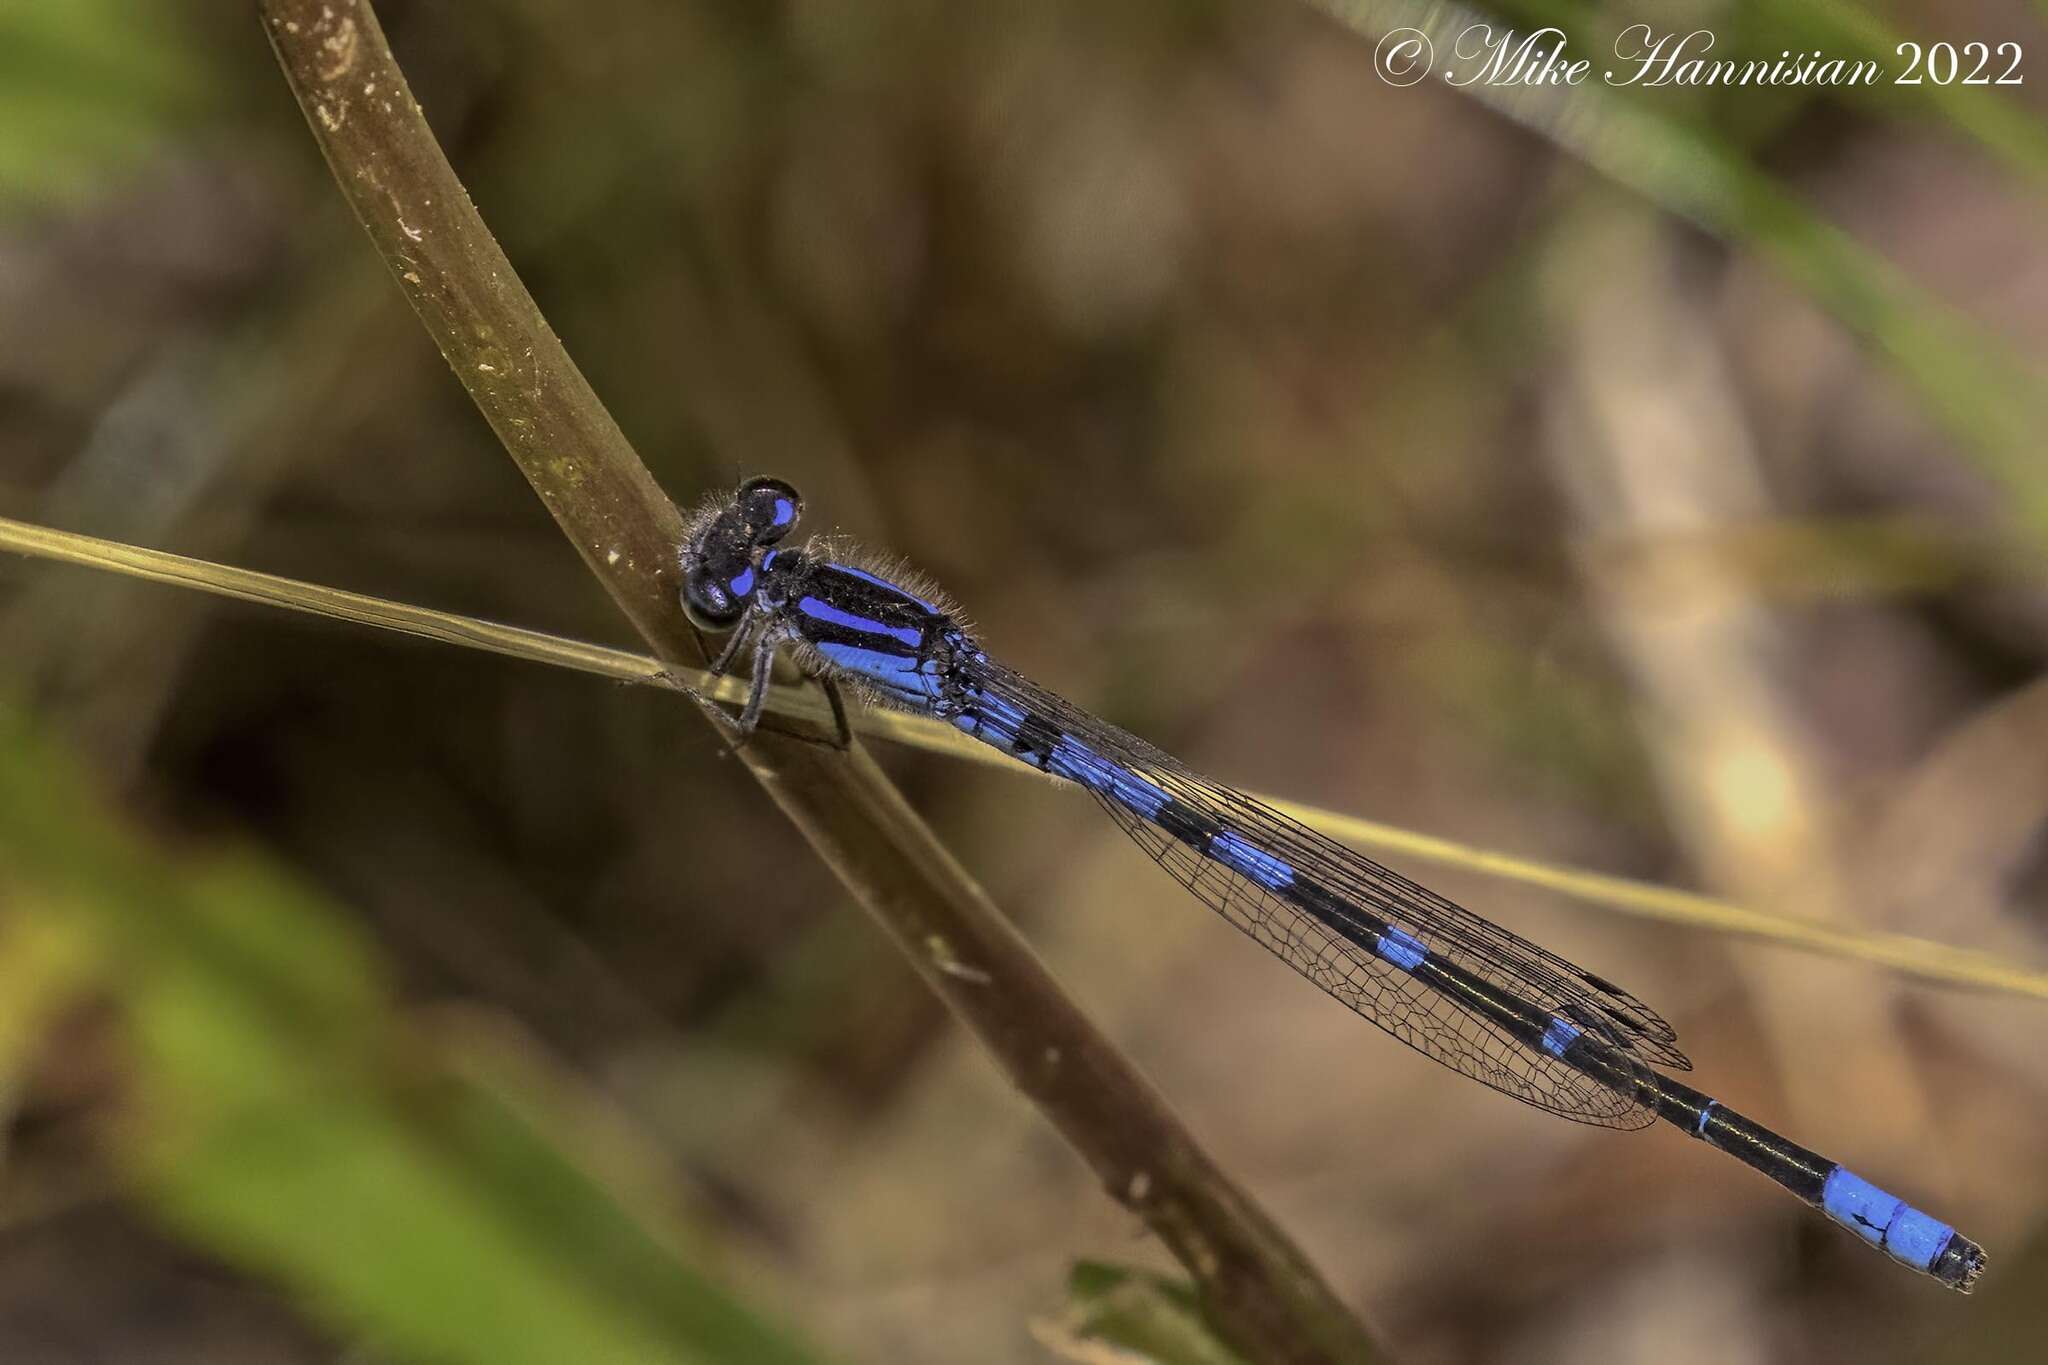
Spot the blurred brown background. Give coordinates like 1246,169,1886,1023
1,0,2045,1361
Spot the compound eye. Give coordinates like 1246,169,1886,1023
681,563,752,630
734,476,801,545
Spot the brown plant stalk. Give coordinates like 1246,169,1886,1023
256,2,1384,1360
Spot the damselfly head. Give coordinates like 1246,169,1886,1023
679,475,805,630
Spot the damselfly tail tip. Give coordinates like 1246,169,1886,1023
1935,1232,1987,1294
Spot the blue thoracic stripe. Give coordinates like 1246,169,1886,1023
828,561,940,612
1822,1168,1955,1271
727,565,756,597
797,595,923,646
1541,1017,1581,1058
1213,832,1294,890
1376,927,1427,972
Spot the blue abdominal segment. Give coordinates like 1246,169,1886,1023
954,692,1027,746
1655,1078,1985,1290
1822,1168,1956,1272
1212,832,1294,891
1541,1017,1582,1059
1044,736,1118,791
1046,739,1171,820
1376,927,1427,972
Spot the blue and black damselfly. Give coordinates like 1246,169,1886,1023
678,475,1986,1292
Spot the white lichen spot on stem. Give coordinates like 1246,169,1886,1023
924,934,993,985
315,14,359,82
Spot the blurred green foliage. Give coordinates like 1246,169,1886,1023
0,701,830,1365
1049,1262,1253,1365
0,1,208,209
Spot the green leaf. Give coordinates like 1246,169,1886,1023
1036,1261,1250,1365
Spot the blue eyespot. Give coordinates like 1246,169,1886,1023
735,476,803,545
